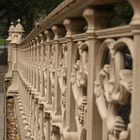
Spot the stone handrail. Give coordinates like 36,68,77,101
5,0,140,140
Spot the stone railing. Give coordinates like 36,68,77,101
5,0,140,140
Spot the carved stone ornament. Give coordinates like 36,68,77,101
94,38,133,140
58,44,67,109
49,45,55,104
71,41,88,126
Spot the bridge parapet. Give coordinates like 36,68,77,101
5,0,140,140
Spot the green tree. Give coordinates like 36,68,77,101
0,0,63,37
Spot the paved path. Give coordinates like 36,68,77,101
0,65,7,140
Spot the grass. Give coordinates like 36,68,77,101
0,39,7,46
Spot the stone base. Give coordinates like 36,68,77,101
14,96,32,140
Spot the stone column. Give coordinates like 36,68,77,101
7,19,24,97
5,22,15,85
128,0,140,140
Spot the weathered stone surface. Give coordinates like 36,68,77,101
6,98,20,140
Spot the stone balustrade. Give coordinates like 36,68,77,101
5,0,140,140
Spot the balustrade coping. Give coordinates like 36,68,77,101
96,25,133,39
20,24,134,47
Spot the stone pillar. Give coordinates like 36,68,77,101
7,19,24,97
5,22,15,85
128,0,140,140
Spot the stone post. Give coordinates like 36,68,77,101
5,22,15,85
7,19,24,97
128,0,140,140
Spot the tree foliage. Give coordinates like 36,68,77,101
0,0,63,37
110,2,133,27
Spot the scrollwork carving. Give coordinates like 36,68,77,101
94,38,133,140
49,45,55,105
58,44,67,109
78,96,87,125
71,41,88,126
43,46,48,98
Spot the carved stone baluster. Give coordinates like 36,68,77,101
50,44,56,108
34,36,41,140
70,40,88,139
43,42,48,101
37,103,44,140
35,36,40,95
31,39,38,139
32,39,36,90
37,33,46,140
27,46,30,122
44,30,54,104
34,98,39,140
57,43,67,128
51,125,60,140
39,33,46,98
30,40,35,137
43,30,54,140
28,42,33,128
27,44,31,123
31,92,35,138
63,18,85,133
83,8,113,140
52,25,66,115
94,38,133,140
43,112,51,140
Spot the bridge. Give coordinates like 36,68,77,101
4,0,140,140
